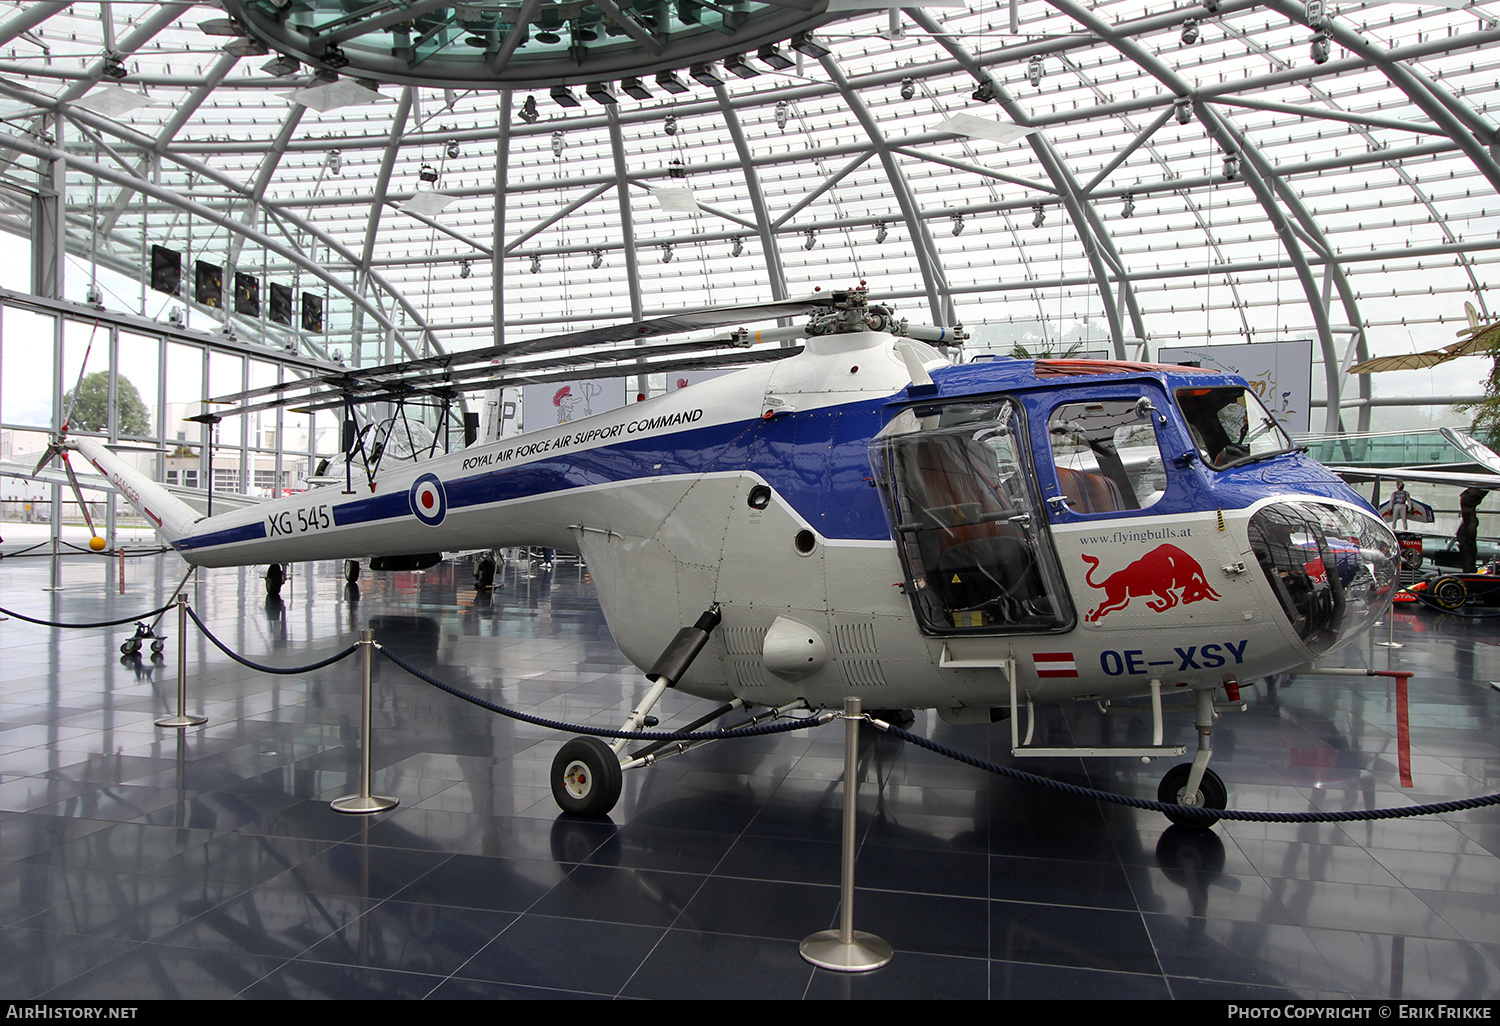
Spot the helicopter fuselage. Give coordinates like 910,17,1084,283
79,330,1398,716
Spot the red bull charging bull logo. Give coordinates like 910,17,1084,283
1082,543,1222,622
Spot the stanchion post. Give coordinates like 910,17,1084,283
155,594,206,729
331,629,399,814
800,696,893,972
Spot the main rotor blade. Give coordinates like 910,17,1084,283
59,452,98,538
205,294,835,410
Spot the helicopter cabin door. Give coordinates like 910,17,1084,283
872,398,1074,636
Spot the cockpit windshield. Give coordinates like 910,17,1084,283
1175,387,1294,470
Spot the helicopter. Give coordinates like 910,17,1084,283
54,287,1400,827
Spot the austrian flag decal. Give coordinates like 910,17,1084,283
409,473,447,526
1032,652,1079,678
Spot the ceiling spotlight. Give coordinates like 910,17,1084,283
1027,56,1043,88
1181,18,1199,46
1222,151,1240,180
900,77,916,101
418,163,439,184
951,214,965,236
529,254,541,274
1032,204,1046,228
731,236,744,257
101,52,128,80
757,44,794,71
1204,0,1221,11
1122,193,1135,218
327,148,342,175
261,53,300,77
320,44,350,69
550,84,581,108
790,32,830,59
1310,29,1331,64
621,77,651,100
724,54,759,79
803,230,817,251
1174,98,1192,125
551,131,564,157
875,222,889,244
445,138,460,159
519,95,540,123
775,100,790,131
971,79,996,103
1306,0,1326,29
591,249,604,269
586,80,617,105
662,244,674,264
668,158,687,179
656,70,690,94
690,62,723,87
663,113,677,136
459,258,472,279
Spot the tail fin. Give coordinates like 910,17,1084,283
69,436,201,545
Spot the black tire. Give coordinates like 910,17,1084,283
150,639,165,655
550,737,623,818
1157,764,1227,829
475,556,496,591
120,638,141,656
265,563,284,597
1433,576,1468,610
344,560,361,584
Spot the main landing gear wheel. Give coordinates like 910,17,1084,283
344,560,361,584
1158,764,1227,829
551,737,622,818
265,563,285,598
475,556,496,591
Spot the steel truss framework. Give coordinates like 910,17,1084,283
0,1,1495,435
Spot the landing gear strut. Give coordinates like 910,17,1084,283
549,605,723,818
1158,688,1228,828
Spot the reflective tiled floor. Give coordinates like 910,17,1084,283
1,551,1498,999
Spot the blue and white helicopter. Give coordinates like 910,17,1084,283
59,287,1399,825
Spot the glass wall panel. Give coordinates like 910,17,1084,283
1,308,56,429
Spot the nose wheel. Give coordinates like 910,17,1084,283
550,737,623,818
1158,763,1226,828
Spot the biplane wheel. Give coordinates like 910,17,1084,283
475,556,496,591
1432,576,1468,610
551,737,622,818
120,638,141,656
265,563,284,598
1158,764,1226,829
344,560,361,584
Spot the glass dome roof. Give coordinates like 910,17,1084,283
0,0,1496,431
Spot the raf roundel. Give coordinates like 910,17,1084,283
409,473,447,527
